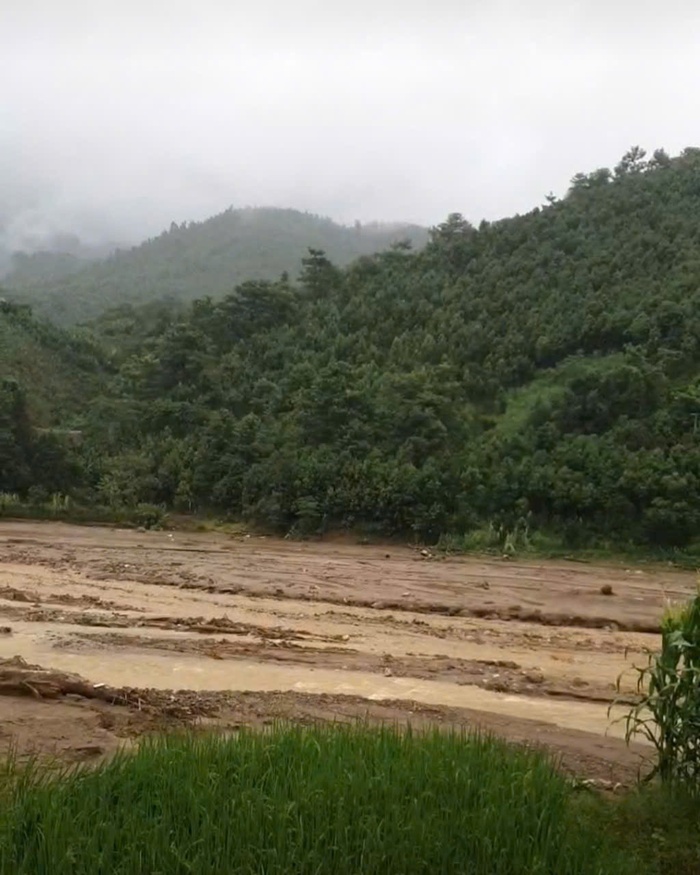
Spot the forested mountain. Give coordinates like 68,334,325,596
4,147,700,551
5,208,428,325
0,233,121,286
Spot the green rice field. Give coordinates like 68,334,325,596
0,724,695,874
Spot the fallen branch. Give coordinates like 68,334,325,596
0,655,129,705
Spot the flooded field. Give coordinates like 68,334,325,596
1,521,694,784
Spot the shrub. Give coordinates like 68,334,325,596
131,502,168,530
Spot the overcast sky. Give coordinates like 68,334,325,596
1,0,699,251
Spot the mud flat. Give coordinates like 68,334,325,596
2,520,692,784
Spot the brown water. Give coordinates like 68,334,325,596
0,621,630,738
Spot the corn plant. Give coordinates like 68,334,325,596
617,590,700,786
0,493,21,512
49,493,71,512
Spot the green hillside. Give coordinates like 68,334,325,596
0,299,109,499
6,146,700,552
5,208,428,325
0,300,106,425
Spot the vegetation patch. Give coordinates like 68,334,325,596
4,148,700,551
0,725,627,875
618,589,700,785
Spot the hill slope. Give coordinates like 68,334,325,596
7,147,700,552
0,300,107,425
5,208,428,324
4,251,94,287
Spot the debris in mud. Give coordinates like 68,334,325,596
0,604,133,629
572,777,623,794
600,585,614,596
484,676,510,693
0,657,220,721
0,655,129,705
0,586,35,603
74,745,106,757
0,626,11,635
143,615,337,643
0,585,137,613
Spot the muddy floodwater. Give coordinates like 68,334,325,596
1,521,693,783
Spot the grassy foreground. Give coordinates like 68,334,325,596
1,725,698,874
0,725,631,875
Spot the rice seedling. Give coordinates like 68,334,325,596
0,724,624,874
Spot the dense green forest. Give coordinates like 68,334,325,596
3,147,700,551
4,208,428,325
0,299,109,502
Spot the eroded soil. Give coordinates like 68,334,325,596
1,521,695,786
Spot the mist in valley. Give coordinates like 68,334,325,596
2,0,699,271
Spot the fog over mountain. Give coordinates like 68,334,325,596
2,0,699,268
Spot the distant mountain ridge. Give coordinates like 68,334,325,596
0,230,123,283
4,207,428,324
